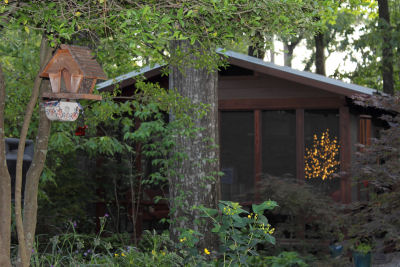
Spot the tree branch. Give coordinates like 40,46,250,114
20,39,54,264
0,63,12,267
14,36,48,267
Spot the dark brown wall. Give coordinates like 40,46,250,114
218,73,337,100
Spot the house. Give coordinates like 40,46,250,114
96,50,381,210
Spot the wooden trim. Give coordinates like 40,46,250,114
226,57,368,97
359,115,372,146
42,92,102,101
254,110,262,202
357,115,372,200
40,50,69,77
296,109,305,183
217,110,222,201
90,78,98,93
339,107,351,204
218,97,345,110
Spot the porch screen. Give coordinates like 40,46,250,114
304,109,340,196
220,111,254,201
262,110,296,179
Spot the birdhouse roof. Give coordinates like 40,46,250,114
40,44,107,80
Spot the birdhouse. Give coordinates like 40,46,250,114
40,44,107,101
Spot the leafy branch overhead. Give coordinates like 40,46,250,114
1,0,324,75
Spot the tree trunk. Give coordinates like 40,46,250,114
15,36,52,267
283,35,303,68
315,32,326,76
378,0,394,95
0,64,12,267
283,43,295,68
169,40,219,250
248,45,265,59
20,39,53,264
248,32,266,59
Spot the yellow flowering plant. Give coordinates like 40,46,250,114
305,129,340,180
195,200,278,266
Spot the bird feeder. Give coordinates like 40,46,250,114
40,44,107,121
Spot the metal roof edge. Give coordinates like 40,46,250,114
96,63,164,91
217,49,377,96
97,49,378,96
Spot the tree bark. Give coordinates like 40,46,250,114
248,32,266,59
315,32,326,76
19,39,53,264
169,40,219,249
15,36,51,267
378,0,394,95
283,35,303,67
0,64,12,267
248,45,265,60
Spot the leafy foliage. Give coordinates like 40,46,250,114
350,93,400,252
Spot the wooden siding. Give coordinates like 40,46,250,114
219,74,337,100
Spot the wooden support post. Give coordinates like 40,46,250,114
296,109,305,184
296,109,306,239
357,115,372,201
254,110,262,202
340,106,351,204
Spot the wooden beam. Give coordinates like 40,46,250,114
296,109,305,183
42,92,102,101
226,57,369,97
254,110,262,202
357,115,372,201
340,106,351,204
219,97,345,110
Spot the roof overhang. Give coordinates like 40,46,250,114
97,50,378,97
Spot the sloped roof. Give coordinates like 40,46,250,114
96,50,377,97
97,64,163,91
60,44,107,80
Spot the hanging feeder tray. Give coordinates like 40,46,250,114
44,100,82,122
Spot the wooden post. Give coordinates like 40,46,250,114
296,109,305,183
357,115,372,201
296,109,306,239
340,107,351,204
254,110,262,202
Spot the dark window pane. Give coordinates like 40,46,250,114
220,112,254,201
262,110,296,178
304,110,340,196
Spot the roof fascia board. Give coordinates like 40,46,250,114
220,50,376,96
96,64,164,91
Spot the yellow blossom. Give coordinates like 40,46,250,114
152,250,156,255
204,248,210,255
121,252,126,257
114,253,119,257
305,129,339,180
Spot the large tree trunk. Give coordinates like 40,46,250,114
15,36,52,267
378,0,394,95
169,40,219,249
0,64,12,267
20,39,53,264
315,32,326,76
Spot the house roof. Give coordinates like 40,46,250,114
96,50,377,97
61,45,107,79
41,45,107,80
